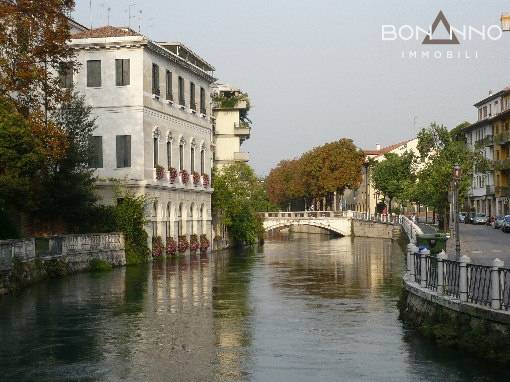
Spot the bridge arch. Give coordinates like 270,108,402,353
263,219,350,237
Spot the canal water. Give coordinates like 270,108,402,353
1,235,510,381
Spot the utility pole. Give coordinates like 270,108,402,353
453,164,462,259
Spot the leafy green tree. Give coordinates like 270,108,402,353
213,163,270,246
371,151,415,212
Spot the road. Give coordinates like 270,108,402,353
446,223,510,265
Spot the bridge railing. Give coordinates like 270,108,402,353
407,246,510,312
400,215,423,244
261,211,350,219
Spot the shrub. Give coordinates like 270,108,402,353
192,171,200,186
199,234,209,252
180,169,189,184
178,235,189,253
89,258,113,272
166,237,177,255
168,167,178,183
152,236,164,257
155,165,165,180
202,174,209,188
189,234,199,252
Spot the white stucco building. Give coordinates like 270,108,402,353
211,83,251,169
68,26,215,245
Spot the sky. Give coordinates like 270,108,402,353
73,0,510,175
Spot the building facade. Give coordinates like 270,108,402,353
211,84,251,169
467,88,510,216
68,26,215,246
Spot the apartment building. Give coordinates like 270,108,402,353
67,26,215,245
466,87,510,216
211,83,251,169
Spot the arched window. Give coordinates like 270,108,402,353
190,146,195,172
153,128,160,168
178,203,183,236
179,142,184,171
189,204,194,234
167,140,172,168
166,202,172,239
152,201,158,237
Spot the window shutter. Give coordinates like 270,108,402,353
125,135,131,167
87,60,101,87
115,60,122,86
96,137,103,168
123,59,130,85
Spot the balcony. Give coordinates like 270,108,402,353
475,135,493,147
486,185,495,195
494,131,510,145
234,122,251,137
493,158,510,170
233,152,249,162
496,186,510,197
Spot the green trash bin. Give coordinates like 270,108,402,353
416,233,448,255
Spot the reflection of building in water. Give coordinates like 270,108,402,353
264,237,400,299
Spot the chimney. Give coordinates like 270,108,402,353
376,143,381,151
489,90,493,96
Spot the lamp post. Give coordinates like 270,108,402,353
363,161,370,216
453,164,462,259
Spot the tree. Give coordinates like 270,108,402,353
371,151,415,212
30,93,98,233
413,122,485,230
212,163,271,246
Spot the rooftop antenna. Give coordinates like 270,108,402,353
138,10,142,32
89,0,93,29
107,7,111,25
128,2,136,29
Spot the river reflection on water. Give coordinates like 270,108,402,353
1,234,510,381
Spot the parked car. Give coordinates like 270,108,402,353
458,212,466,223
494,215,505,229
464,212,475,224
502,216,510,233
473,213,488,225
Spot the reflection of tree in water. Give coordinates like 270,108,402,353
265,237,403,300
212,247,258,382
0,271,131,380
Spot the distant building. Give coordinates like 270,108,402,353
465,87,510,216
211,83,251,169
67,26,216,246
342,139,419,213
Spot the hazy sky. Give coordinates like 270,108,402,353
73,0,510,175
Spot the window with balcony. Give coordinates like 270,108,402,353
190,82,196,110
200,149,205,174
190,146,195,172
167,141,172,168
178,76,185,106
116,135,131,168
87,60,101,87
179,143,184,171
152,63,160,95
165,70,173,101
115,59,130,86
153,137,159,168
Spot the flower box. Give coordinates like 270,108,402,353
192,171,201,186
155,165,165,180
152,236,164,257
166,237,177,255
168,167,178,183
180,169,189,184
178,235,189,253
202,174,209,188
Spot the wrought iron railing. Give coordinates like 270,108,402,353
426,256,438,291
414,253,422,284
500,268,510,311
467,264,493,306
443,259,460,298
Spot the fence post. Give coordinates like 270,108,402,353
459,255,471,302
420,248,429,287
491,258,504,310
407,243,414,274
437,250,447,295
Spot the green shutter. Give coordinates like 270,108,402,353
123,59,130,85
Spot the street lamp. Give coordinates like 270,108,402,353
453,164,462,259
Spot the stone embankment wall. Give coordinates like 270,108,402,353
352,220,401,240
0,233,125,295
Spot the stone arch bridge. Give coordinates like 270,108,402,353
261,211,353,236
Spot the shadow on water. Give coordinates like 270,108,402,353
0,234,509,381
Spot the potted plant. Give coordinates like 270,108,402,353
202,173,209,188
178,235,189,253
155,165,165,180
199,234,209,253
168,167,178,183
189,234,199,253
166,237,177,255
180,169,189,184
152,236,164,257
192,171,200,186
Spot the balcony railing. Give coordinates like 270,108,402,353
494,131,510,145
493,158,510,170
233,152,249,162
234,122,251,136
486,185,495,195
475,135,493,147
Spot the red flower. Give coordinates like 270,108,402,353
152,236,164,257
192,171,200,186
180,170,189,184
168,167,178,183
166,237,177,255
155,165,165,180
202,174,209,188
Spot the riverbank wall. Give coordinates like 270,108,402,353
0,233,125,295
399,241,510,364
352,220,401,239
